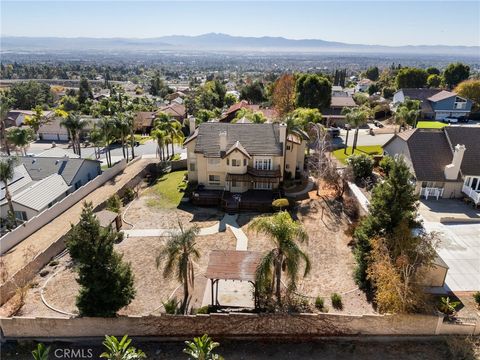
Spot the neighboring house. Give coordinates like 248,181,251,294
37,117,69,141
37,147,80,158
332,85,348,97
355,78,373,92
220,100,279,123
393,88,473,121
159,103,187,123
165,91,186,102
322,95,358,127
0,156,101,222
184,119,306,197
6,110,55,128
134,111,156,134
383,127,480,204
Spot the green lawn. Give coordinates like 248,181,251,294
332,145,383,164
416,121,448,129
146,170,187,208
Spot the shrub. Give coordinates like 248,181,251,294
379,156,395,176
343,197,360,220
49,260,59,267
331,293,343,310
122,187,136,204
106,194,122,213
473,292,480,307
163,298,180,314
347,154,374,179
272,198,290,211
314,296,328,312
437,296,460,315
195,306,210,314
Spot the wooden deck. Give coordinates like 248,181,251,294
191,188,279,212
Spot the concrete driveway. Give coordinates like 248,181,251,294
423,221,480,292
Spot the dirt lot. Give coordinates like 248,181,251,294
239,190,375,315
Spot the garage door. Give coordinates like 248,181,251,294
41,133,69,141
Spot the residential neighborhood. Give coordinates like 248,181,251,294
0,1,479,359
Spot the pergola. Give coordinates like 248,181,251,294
205,250,263,308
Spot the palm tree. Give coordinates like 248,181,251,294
249,211,310,305
115,114,131,160
60,113,89,157
156,223,200,314
6,127,35,155
0,156,19,225
126,111,136,161
169,120,184,157
99,117,115,167
183,334,222,360
151,128,167,161
342,107,369,154
100,335,146,360
88,124,104,159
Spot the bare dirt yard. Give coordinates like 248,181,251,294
239,188,375,315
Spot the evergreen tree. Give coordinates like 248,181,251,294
295,74,332,110
353,157,418,288
78,76,93,104
66,202,135,317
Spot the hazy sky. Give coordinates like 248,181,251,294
1,1,479,46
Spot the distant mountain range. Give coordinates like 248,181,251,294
2,33,479,56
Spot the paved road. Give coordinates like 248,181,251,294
26,140,185,164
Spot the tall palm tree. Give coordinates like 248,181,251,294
88,124,104,159
0,156,19,223
342,106,369,154
60,113,89,157
126,111,136,161
156,223,200,314
249,211,310,305
169,120,184,157
99,117,115,167
6,127,36,155
151,128,167,161
115,114,131,160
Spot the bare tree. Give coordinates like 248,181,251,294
307,124,331,196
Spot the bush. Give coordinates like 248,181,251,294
473,292,480,307
347,154,374,179
195,306,210,314
343,197,360,220
122,187,136,204
106,194,122,213
331,293,343,310
163,298,180,314
379,155,395,176
437,296,460,315
314,296,328,312
272,198,290,211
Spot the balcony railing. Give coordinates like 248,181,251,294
462,184,480,205
420,187,444,200
247,166,281,178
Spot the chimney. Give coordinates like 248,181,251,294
188,116,196,135
444,144,466,180
219,131,227,152
279,122,287,153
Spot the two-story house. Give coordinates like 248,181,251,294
383,127,480,205
393,89,473,121
184,119,306,210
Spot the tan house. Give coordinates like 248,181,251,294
383,127,480,205
184,119,306,210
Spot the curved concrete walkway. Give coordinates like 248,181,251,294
284,177,315,197
122,213,249,250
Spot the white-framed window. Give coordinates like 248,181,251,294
189,161,196,171
14,211,28,221
254,158,272,170
208,158,221,165
208,174,221,185
243,159,247,166
232,159,240,167
454,96,467,110
255,182,272,190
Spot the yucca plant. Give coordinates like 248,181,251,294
100,335,146,360
183,334,222,360
438,297,460,316
32,343,50,360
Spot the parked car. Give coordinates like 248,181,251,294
327,127,341,138
443,117,459,123
457,116,469,123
